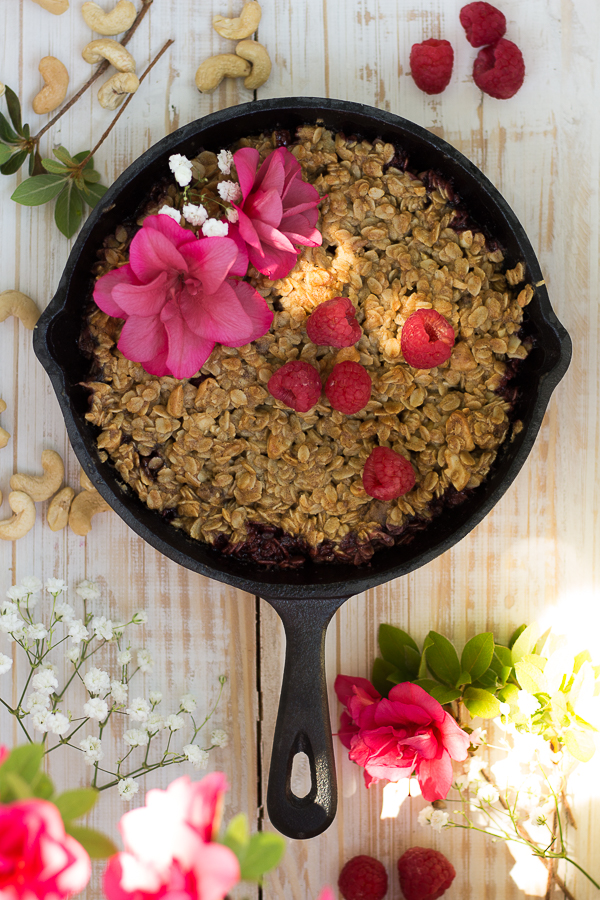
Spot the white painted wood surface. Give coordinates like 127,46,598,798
1,0,599,898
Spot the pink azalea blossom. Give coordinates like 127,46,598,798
0,746,8,766
0,798,91,899
335,677,470,801
103,773,240,900
230,146,322,280
93,215,272,380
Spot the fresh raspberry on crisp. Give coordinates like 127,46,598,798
472,38,525,99
338,855,388,900
268,360,322,413
306,297,362,348
325,361,372,414
459,2,506,47
362,447,415,501
409,39,454,95
397,847,455,900
401,309,455,369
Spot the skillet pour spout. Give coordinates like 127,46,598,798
33,97,571,840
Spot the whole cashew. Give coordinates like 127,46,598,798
0,291,41,330
80,468,96,492
47,486,75,531
10,449,65,502
82,39,136,72
30,0,69,14
82,0,136,35
69,490,111,536
0,399,9,450
0,492,36,541
97,71,139,109
235,40,271,90
213,1,262,40
195,54,251,94
32,57,69,115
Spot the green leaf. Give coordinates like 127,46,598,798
55,182,84,238
5,86,23,135
53,145,76,166
80,180,108,209
23,123,30,139
0,144,11,165
494,644,513,668
424,631,461,686
508,624,527,649
221,813,250,861
574,650,592,674
42,158,70,174
73,150,93,166
488,651,511,688
0,743,44,783
371,657,398,697
463,687,501,719
11,173,67,206
0,110,20,144
1,149,29,176
563,729,596,763
239,832,286,882
414,679,461,705
65,825,118,859
54,788,99,822
511,624,540,663
461,633,494,681
2,772,35,802
30,771,54,800
378,625,421,680
515,658,548,694
82,167,101,184
455,670,472,687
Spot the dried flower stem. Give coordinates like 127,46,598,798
31,0,154,145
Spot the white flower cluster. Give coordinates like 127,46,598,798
158,205,181,222
217,180,241,203
169,153,193,187
201,218,228,237
417,805,449,832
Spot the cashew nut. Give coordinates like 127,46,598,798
68,490,111,536
32,57,69,115
97,71,139,109
0,492,36,541
0,291,41,330
30,0,69,14
82,0,136,35
82,39,136,72
80,468,96,492
195,54,251,94
213,1,261,40
0,399,9,450
10,449,65,502
47,486,75,531
0,84,5,98
235,40,271,90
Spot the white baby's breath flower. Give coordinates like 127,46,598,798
225,206,239,223
179,693,196,713
126,697,150,722
83,667,110,696
0,652,13,675
144,713,164,735
132,610,148,625
32,669,58,696
217,180,241,203
6,585,28,602
158,205,181,222
137,649,153,673
183,744,209,770
68,619,89,645
498,701,511,717
123,728,150,747
165,714,185,732
0,612,22,634
92,616,114,642
201,218,228,237
430,810,449,832
469,727,486,748
54,602,75,623
80,735,103,765
117,777,139,800
149,691,162,705
1,600,18,614
528,808,548,827
169,153,193,186
210,729,228,748
21,576,42,595
217,149,233,174
66,646,81,664
417,805,434,827
468,757,487,780
46,712,70,736
26,692,51,713
111,680,128,704
76,580,101,601
28,623,48,641
453,774,470,791
517,690,540,717
117,649,132,666
84,698,108,721
31,709,52,733
112,622,126,638
477,783,500,804
45,578,66,595
182,203,208,227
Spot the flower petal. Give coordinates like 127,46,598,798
246,188,283,228
142,213,197,250
334,674,381,708
117,314,168,364
129,225,188,283
178,282,252,344
253,219,296,253
160,300,215,379
93,265,138,319
225,281,273,344
190,842,240,900
387,683,446,723
112,271,169,317
437,711,471,761
281,212,323,246
236,207,262,251
255,147,286,195
233,147,260,200
248,242,298,280
225,225,250,276
416,749,454,801
180,236,239,295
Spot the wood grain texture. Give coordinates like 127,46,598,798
1,0,600,898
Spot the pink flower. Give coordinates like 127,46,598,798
0,746,8,766
0,798,91,899
103,773,240,900
93,215,273,380
231,146,322,280
334,677,470,801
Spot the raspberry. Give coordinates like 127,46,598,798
472,39,525,99
397,848,456,900
338,855,388,900
325,361,372,414
409,39,454,95
362,447,415,501
268,360,322,413
306,297,362,348
401,309,455,369
459,2,506,47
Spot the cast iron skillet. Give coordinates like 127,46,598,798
34,97,571,840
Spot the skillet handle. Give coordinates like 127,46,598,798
262,594,348,840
